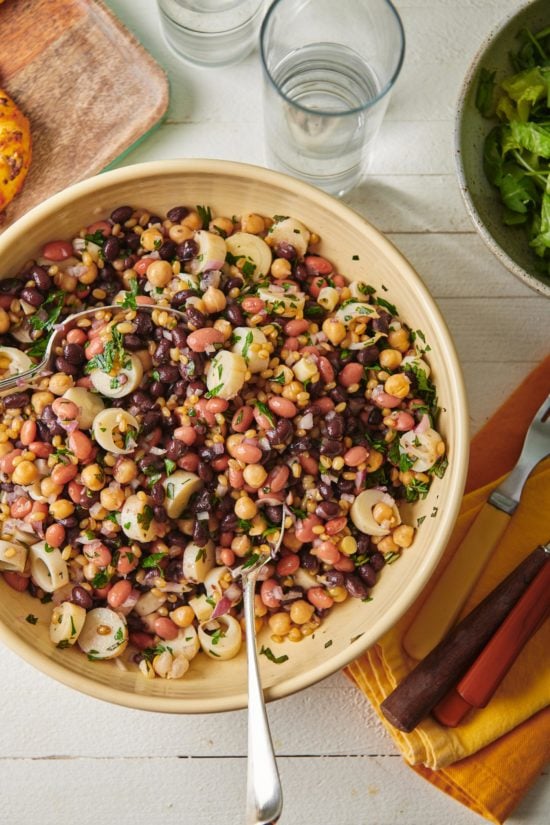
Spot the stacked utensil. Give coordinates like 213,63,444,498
381,395,550,732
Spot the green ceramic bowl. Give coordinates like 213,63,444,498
455,0,550,298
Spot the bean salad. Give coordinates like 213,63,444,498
0,204,447,679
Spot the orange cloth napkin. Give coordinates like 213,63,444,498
345,355,550,823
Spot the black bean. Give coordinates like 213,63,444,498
320,438,344,457
198,461,213,482
370,551,386,572
220,513,238,531
345,574,369,599
103,236,120,261
289,435,312,454
154,505,167,522
134,312,153,337
125,232,141,253
356,535,371,555
63,343,85,365
368,407,383,426
315,501,340,520
57,515,78,528
20,287,44,307
372,312,390,333
55,357,80,376
147,215,163,227
194,489,212,513
3,392,29,409
318,482,333,499
330,386,348,405
148,381,166,399
139,455,163,473
166,438,186,461
158,240,177,261
153,339,172,364
158,364,180,383
171,290,195,308
79,490,100,509
165,558,184,581
325,570,345,587
357,346,380,365
337,478,355,494
167,206,189,223
171,325,187,348
274,242,297,260
300,551,319,574
222,276,243,294
186,306,206,329
31,265,51,292
110,205,133,224
225,302,245,326
122,334,143,352
71,586,93,610
173,380,188,398
324,411,345,439
176,239,198,261
193,519,209,546
357,563,377,587
0,277,23,294
132,391,155,411
264,505,283,524
151,481,165,505
0,482,14,493
293,262,308,282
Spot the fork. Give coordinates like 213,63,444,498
403,393,550,661
0,303,187,394
241,504,286,825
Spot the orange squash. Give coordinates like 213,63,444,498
0,88,32,213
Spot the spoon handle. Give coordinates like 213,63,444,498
243,571,283,825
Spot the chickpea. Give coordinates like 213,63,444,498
213,318,233,340
365,449,384,473
0,308,10,334
268,612,291,636
388,327,410,353
393,524,415,548
384,373,410,399
270,258,291,279
169,605,195,628
209,216,234,237
168,224,193,244
202,286,227,314
290,599,315,625
254,593,267,617
242,464,267,489
182,211,203,230
100,486,125,511
327,586,348,603
79,262,98,285
288,627,303,642
40,478,63,498
140,227,163,251
55,272,77,292
322,318,346,345
12,460,39,486
49,373,74,396
31,390,55,415
146,260,173,287
231,534,251,557
49,499,75,520
377,535,400,555
81,463,105,491
379,349,402,371
240,213,265,234
113,458,138,484
372,502,395,525
234,496,258,520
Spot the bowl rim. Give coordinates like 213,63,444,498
0,158,470,712
454,0,550,299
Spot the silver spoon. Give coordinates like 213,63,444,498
0,303,187,393
240,503,286,825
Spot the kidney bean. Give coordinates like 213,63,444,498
173,425,197,446
19,420,36,446
307,587,334,610
3,571,29,591
315,541,341,565
0,449,22,475
344,446,369,467
186,327,225,353
52,398,79,420
50,461,79,487
3,392,29,409
232,442,262,464
298,454,318,475
64,329,86,348
333,555,355,572
10,497,32,519
130,632,155,651
85,337,104,360
179,453,199,472
284,337,299,351
313,397,334,415
394,411,416,431
252,406,272,431
260,578,282,609
325,517,347,536
109,205,132,224
219,548,235,566
230,405,253,433
68,430,94,461
29,265,51,292
42,240,73,261
107,580,133,610
345,574,369,599
151,616,178,641
227,466,244,488
276,554,300,576
282,318,307,337
132,257,154,276
206,397,229,414
267,419,294,446
295,515,322,543
241,297,265,313
274,241,297,260
84,542,112,568
338,362,364,387
317,356,335,384
117,548,139,575
44,523,66,548
268,396,297,419
305,255,333,276
372,389,401,409
66,481,83,504
266,465,289,493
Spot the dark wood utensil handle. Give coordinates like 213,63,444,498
380,545,549,733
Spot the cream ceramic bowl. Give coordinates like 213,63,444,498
455,0,550,297
0,160,469,712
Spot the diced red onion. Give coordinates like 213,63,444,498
341,493,356,503
211,595,232,619
281,589,303,602
415,413,430,434
355,470,367,490
196,511,209,520
212,442,225,455
298,413,314,430
149,446,167,455
117,589,140,616
225,583,242,602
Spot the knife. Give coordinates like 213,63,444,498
403,394,550,662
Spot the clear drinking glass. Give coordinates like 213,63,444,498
157,0,267,67
260,0,405,196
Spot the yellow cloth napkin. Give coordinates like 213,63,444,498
346,356,550,823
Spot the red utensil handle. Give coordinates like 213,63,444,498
457,562,550,708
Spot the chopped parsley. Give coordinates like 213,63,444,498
91,570,111,589
118,278,139,310
429,455,448,479
141,551,166,570
237,518,253,531
205,383,224,399
166,482,175,500
195,546,206,562
164,458,177,476
241,259,256,279
241,330,254,360
384,551,401,565
43,542,54,554
405,478,430,502
210,628,226,646
242,552,260,569
375,297,398,316
84,230,106,248
260,646,289,664
324,639,333,649
136,504,154,532
270,371,286,385
85,326,130,374
28,290,65,338
196,205,212,227
25,614,38,625
254,400,275,426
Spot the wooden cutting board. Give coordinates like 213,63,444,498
0,0,169,231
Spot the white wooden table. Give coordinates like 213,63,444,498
1,1,548,823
